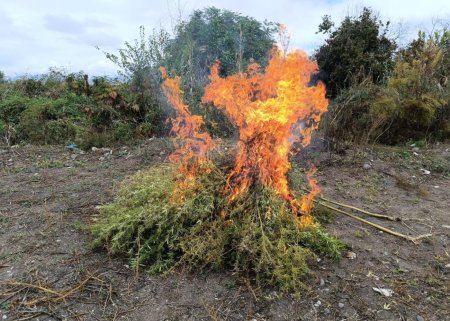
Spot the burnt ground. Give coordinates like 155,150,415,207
0,138,448,321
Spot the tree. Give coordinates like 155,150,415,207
100,26,170,130
315,7,397,97
165,7,276,87
163,7,276,136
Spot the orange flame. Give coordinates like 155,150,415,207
202,48,328,217
160,67,215,200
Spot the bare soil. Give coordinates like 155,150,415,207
1,139,448,321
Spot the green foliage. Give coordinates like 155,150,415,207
0,95,31,124
325,28,450,144
13,78,46,97
164,7,276,137
323,79,391,144
166,7,276,81
100,26,168,134
19,96,84,144
315,7,397,97
0,70,162,146
92,164,344,291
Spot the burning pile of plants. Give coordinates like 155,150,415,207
92,48,345,291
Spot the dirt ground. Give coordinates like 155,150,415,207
1,138,449,321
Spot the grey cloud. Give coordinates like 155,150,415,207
64,32,122,47
84,18,110,29
44,14,86,34
1,0,449,77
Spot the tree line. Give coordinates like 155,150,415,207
0,7,449,147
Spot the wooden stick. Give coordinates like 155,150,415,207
299,187,397,221
319,196,397,221
317,202,431,244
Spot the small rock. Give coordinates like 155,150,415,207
363,163,371,169
445,263,450,268
346,251,357,260
416,316,425,321
420,169,431,175
413,151,419,156
2,315,7,320
324,308,331,314
314,300,321,307
91,147,98,152
319,278,325,286
99,157,105,161
338,302,345,308
412,147,420,152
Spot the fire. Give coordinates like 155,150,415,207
160,67,215,200
161,47,328,224
202,49,328,217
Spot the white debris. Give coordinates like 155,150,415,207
420,169,431,175
372,287,394,297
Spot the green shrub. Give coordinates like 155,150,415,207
19,97,84,144
325,29,450,145
92,164,344,291
0,95,31,123
76,129,114,150
113,120,133,141
13,78,46,97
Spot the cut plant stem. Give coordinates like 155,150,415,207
300,187,397,221
319,196,397,221
317,201,431,244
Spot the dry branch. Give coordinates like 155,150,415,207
317,201,432,244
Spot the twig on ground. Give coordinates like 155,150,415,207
317,202,432,244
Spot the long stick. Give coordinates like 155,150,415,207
319,196,397,221
317,202,431,244
300,187,397,221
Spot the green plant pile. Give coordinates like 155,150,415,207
92,163,344,291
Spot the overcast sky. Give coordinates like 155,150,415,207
1,0,449,77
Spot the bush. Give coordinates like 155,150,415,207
92,164,344,291
19,96,86,144
76,129,114,150
325,29,450,145
13,78,46,97
0,95,31,124
113,120,134,142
